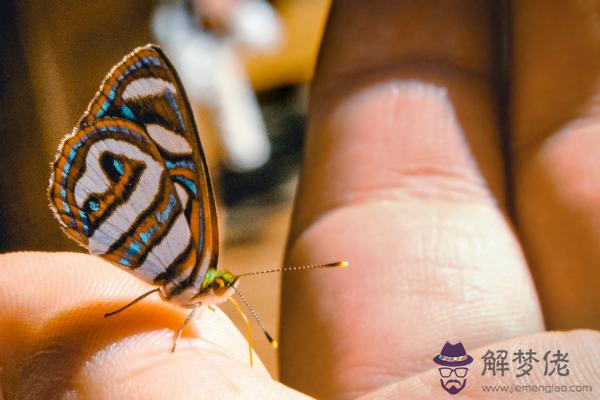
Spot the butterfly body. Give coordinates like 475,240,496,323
161,268,239,308
48,44,229,308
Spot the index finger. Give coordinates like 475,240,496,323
0,252,306,399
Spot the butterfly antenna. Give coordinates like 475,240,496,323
231,285,278,348
237,261,348,278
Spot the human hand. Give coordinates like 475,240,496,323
280,1,600,398
0,252,310,399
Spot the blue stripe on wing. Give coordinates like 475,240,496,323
60,125,147,233
97,56,162,118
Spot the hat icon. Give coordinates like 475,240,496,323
433,342,473,367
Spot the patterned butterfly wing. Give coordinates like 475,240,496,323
48,45,219,295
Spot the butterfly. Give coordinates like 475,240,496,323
47,44,346,364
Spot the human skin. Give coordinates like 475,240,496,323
1,1,599,399
280,0,600,398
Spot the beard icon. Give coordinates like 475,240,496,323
441,378,467,395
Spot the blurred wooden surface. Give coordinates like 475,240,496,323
243,0,330,90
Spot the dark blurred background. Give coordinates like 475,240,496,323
0,0,331,376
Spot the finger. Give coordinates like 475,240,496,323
511,1,600,329
0,252,307,399
358,330,600,399
280,1,543,398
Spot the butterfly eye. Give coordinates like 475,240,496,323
100,153,125,183
84,197,101,213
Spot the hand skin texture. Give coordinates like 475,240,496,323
1,1,600,399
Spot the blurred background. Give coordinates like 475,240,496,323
0,0,331,376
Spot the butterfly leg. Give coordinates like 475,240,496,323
104,288,160,317
227,296,254,367
208,305,216,312
171,304,201,352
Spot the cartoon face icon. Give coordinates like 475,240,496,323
438,366,469,394
433,342,473,395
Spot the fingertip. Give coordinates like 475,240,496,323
0,252,278,398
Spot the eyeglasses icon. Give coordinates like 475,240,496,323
438,367,468,378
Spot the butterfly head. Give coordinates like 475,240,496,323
202,268,238,290
181,268,239,306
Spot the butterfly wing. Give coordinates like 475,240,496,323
48,45,219,291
